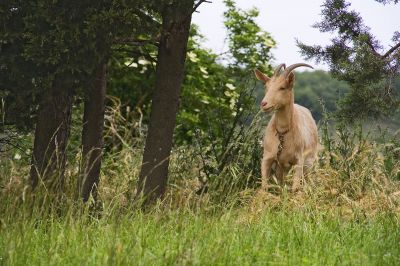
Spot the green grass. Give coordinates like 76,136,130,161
1,207,399,265
1,106,400,265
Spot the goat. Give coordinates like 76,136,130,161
254,63,318,191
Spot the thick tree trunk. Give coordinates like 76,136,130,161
30,79,74,191
137,0,194,202
79,63,107,202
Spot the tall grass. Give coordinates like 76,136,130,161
1,101,400,265
1,208,399,265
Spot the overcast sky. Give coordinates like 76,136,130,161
192,0,400,70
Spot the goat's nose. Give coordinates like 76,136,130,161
261,100,267,107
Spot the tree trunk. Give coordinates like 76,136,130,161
79,63,107,202
30,79,74,191
137,0,194,203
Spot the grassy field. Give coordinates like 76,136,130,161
1,109,400,265
1,153,400,266
1,205,399,265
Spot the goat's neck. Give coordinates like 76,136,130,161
274,102,294,133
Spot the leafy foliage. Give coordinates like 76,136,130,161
223,0,275,73
178,27,235,142
0,0,155,130
179,0,275,144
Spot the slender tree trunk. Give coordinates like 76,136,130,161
79,63,107,202
137,0,194,203
30,79,74,191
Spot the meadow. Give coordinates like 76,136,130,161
1,105,400,266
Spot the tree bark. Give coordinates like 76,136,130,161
79,63,107,202
30,79,74,191
137,0,194,203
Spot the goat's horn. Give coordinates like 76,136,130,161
273,63,286,77
283,63,313,78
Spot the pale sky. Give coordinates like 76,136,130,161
192,0,400,70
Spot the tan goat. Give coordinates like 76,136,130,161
254,63,318,191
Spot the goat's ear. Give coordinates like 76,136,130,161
254,69,270,84
287,72,295,88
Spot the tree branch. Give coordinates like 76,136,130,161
181,0,212,27
114,35,160,47
133,7,161,28
383,42,400,58
365,40,382,57
111,47,155,61
192,0,212,14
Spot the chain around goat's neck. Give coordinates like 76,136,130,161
276,129,289,158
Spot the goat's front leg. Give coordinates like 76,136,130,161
292,159,304,192
261,156,274,189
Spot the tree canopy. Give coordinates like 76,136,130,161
0,0,154,130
